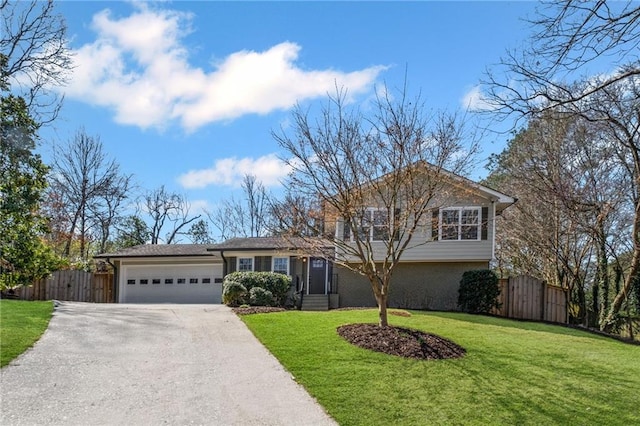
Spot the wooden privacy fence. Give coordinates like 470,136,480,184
494,275,568,324
12,270,114,303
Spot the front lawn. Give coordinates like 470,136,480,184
0,300,53,367
242,309,640,426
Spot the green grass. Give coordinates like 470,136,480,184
242,309,640,426
0,300,53,367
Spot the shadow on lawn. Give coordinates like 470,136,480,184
418,311,635,344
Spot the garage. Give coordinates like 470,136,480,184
93,244,225,304
120,263,223,303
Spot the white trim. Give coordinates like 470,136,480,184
272,256,290,275
237,257,253,272
439,206,482,241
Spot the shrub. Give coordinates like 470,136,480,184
260,273,292,306
222,280,247,306
223,271,292,307
249,287,274,306
457,270,501,314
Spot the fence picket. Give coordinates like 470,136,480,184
495,275,567,324
10,271,114,303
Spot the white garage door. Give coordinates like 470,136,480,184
121,264,223,303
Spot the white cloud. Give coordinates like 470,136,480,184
64,4,385,132
461,85,494,111
178,154,289,189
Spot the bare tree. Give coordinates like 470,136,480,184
49,129,132,261
273,85,478,327
483,1,640,332
269,191,324,237
143,186,201,244
208,174,271,240
486,112,630,326
1,0,72,124
483,1,640,120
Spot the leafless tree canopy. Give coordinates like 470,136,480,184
274,85,479,326
143,186,201,244
207,174,271,240
481,0,640,333
48,129,132,262
483,1,640,119
1,0,72,124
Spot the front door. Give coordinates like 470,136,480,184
308,257,327,294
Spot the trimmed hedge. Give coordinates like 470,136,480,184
249,287,274,306
222,281,247,306
223,271,291,307
457,269,501,314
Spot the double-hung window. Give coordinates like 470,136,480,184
272,257,289,275
354,208,389,241
238,257,253,272
440,207,481,241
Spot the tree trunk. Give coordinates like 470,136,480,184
376,293,389,327
602,248,640,332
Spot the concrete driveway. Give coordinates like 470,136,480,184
1,302,337,426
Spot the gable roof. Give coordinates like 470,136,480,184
94,244,219,259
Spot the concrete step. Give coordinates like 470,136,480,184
301,295,329,311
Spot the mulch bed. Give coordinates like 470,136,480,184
232,306,286,315
337,323,466,360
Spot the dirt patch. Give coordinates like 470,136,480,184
232,306,286,315
337,323,466,360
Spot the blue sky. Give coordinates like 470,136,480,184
39,1,541,220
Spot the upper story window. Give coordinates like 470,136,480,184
440,207,481,241
355,208,390,241
272,257,289,275
238,257,253,272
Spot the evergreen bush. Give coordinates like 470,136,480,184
249,287,274,306
457,270,501,314
222,280,247,306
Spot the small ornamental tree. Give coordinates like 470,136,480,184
457,270,501,314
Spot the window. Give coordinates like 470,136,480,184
190,278,198,284
354,208,389,241
152,279,161,284
273,257,289,275
177,278,186,284
202,278,211,284
440,207,481,241
165,278,173,284
238,257,253,272
140,279,148,285
127,279,136,285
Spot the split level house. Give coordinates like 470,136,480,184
95,166,515,310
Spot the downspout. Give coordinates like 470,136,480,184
106,258,118,303
220,250,227,275
491,201,497,262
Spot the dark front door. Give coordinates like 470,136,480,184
308,257,326,294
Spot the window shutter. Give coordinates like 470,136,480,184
393,208,401,241
289,256,297,276
481,207,489,240
255,256,272,272
431,210,439,241
343,218,351,241
227,257,237,274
